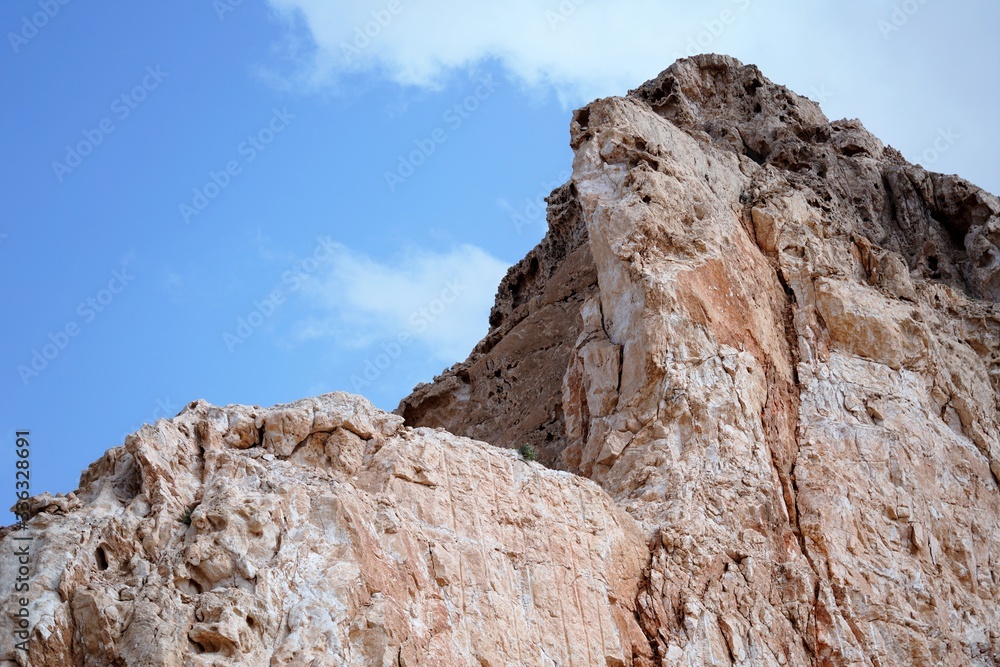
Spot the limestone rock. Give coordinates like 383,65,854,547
402,55,1000,665
1,394,650,666
398,182,600,468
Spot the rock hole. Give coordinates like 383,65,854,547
207,515,227,532
743,145,766,166
928,255,941,279
782,245,806,259
574,107,590,130
95,546,109,571
246,616,256,628
866,406,885,426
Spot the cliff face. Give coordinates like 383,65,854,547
1,395,650,666
402,54,1000,665
4,55,1000,666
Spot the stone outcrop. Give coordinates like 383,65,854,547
397,182,600,468
1,394,651,666
4,55,1000,665
402,55,1000,665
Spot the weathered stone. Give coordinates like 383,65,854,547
402,54,1000,665
1,394,650,666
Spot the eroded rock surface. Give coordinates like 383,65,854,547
402,55,1000,665
398,183,600,468
0,394,649,666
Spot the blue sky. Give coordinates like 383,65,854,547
2,0,998,503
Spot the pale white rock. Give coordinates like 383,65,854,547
1,394,650,666
402,55,1000,665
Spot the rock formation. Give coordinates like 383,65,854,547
4,55,1000,665
403,54,1000,665
1,394,650,665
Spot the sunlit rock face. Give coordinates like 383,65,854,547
0,393,650,666
402,54,1000,665
4,55,1000,666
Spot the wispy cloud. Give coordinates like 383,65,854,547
293,242,510,363
264,0,748,101
263,1,1000,193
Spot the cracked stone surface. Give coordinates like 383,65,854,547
1,394,650,666
4,55,1000,665
402,54,1000,665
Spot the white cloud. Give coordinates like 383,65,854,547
265,0,742,99
293,242,510,363
266,0,1000,193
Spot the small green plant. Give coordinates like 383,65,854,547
180,506,194,525
518,443,537,462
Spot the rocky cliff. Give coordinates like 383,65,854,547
4,55,1000,666
403,54,1000,665
1,395,650,665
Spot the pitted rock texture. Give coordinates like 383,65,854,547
402,54,1000,665
398,181,600,468
0,394,650,666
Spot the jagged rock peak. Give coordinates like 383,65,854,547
401,53,1000,664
